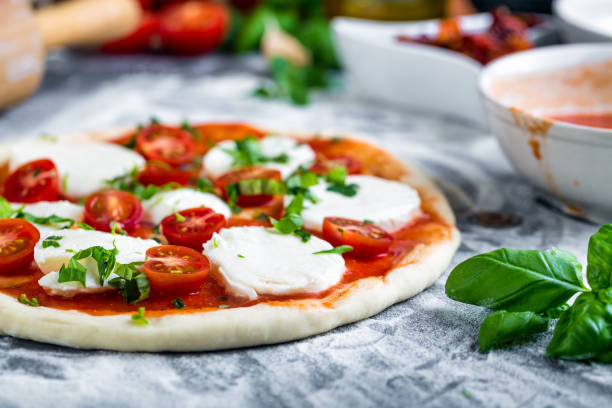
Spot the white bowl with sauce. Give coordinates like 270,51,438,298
554,0,612,43
479,44,612,220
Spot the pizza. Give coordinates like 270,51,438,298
0,121,460,351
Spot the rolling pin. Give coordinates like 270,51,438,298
0,0,141,111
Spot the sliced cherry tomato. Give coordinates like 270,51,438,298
216,166,282,207
310,155,362,175
161,207,226,251
83,190,143,232
142,245,210,294
158,1,229,55
100,12,159,54
0,219,40,274
322,217,393,258
3,159,60,203
136,124,195,167
137,161,192,186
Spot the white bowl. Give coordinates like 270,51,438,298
554,0,612,43
332,14,557,128
479,44,612,221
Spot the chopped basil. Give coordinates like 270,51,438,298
195,177,214,193
225,184,242,214
17,294,39,307
61,174,69,191
271,193,311,242
363,219,374,224
110,221,127,236
0,198,14,218
223,137,289,167
174,212,186,222
325,165,359,197
218,305,230,309
180,121,201,141
131,307,148,326
109,262,149,304
313,245,353,255
42,235,63,248
105,167,180,201
237,254,245,258
462,389,472,399
219,297,228,301
172,298,185,309
212,237,220,248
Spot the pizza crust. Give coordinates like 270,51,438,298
0,128,460,351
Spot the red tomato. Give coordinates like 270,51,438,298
137,161,192,186
322,217,393,258
3,159,60,203
136,124,195,167
83,191,143,232
0,219,40,274
160,207,226,251
142,245,210,294
309,155,362,175
100,13,159,54
216,166,282,207
158,1,229,55
192,122,266,154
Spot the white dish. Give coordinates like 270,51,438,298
553,0,612,43
479,44,612,221
332,14,556,128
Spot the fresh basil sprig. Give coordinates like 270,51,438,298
446,224,612,362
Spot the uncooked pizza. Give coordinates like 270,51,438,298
0,121,460,351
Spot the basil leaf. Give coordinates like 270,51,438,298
0,197,14,218
109,264,150,304
172,298,185,309
17,293,39,307
42,235,63,248
236,178,285,195
326,183,358,197
58,258,88,287
325,165,346,185
595,350,612,363
547,293,612,360
17,212,76,229
478,311,549,353
543,303,570,319
313,245,353,255
131,307,148,326
445,248,588,313
587,224,612,291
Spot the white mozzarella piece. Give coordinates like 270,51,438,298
9,139,145,198
203,226,346,300
36,229,157,297
295,175,421,233
142,188,231,225
202,135,315,179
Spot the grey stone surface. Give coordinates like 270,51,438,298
0,52,610,407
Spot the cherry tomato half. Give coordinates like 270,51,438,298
100,12,158,54
158,1,229,55
3,159,60,203
310,155,362,175
137,161,192,186
142,245,210,294
0,219,40,274
322,217,393,258
84,190,143,232
136,124,195,167
192,122,266,153
216,166,282,207
161,207,226,251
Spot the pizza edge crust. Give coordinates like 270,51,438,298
0,128,460,351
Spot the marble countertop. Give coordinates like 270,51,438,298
0,52,609,408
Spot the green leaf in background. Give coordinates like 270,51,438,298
543,303,569,319
595,350,612,363
236,6,298,52
546,293,612,360
586,224,612,291
298,17,339,69
478,311,549,353
445,248,588,313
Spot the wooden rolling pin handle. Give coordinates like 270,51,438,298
34,0,142,50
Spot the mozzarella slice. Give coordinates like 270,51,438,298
202,135,315,179
203,226,346,300
295,175,421,233
36,229,157,297
142,188,231,225
9,139,145,198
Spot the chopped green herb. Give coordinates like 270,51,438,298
42,235,63,248
218,305,230,309
131,307,149,326
219,297,228,301
225,183,242,214
363,219,374,224
223,136,289,168
61,174,69,191
17,294,39,307
105,167,180,201
109,262,149,304
77,222,94,230
462,389,472,399
313,245,353,255
327,183,358,197
180,121,201,140
195,177,214,193
110,221,127,236
212,237,220,248
38,133,58,142
324,165,359,197
174,212,186,222
271,193,311,242
237,254,245,258
172,298,185,309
